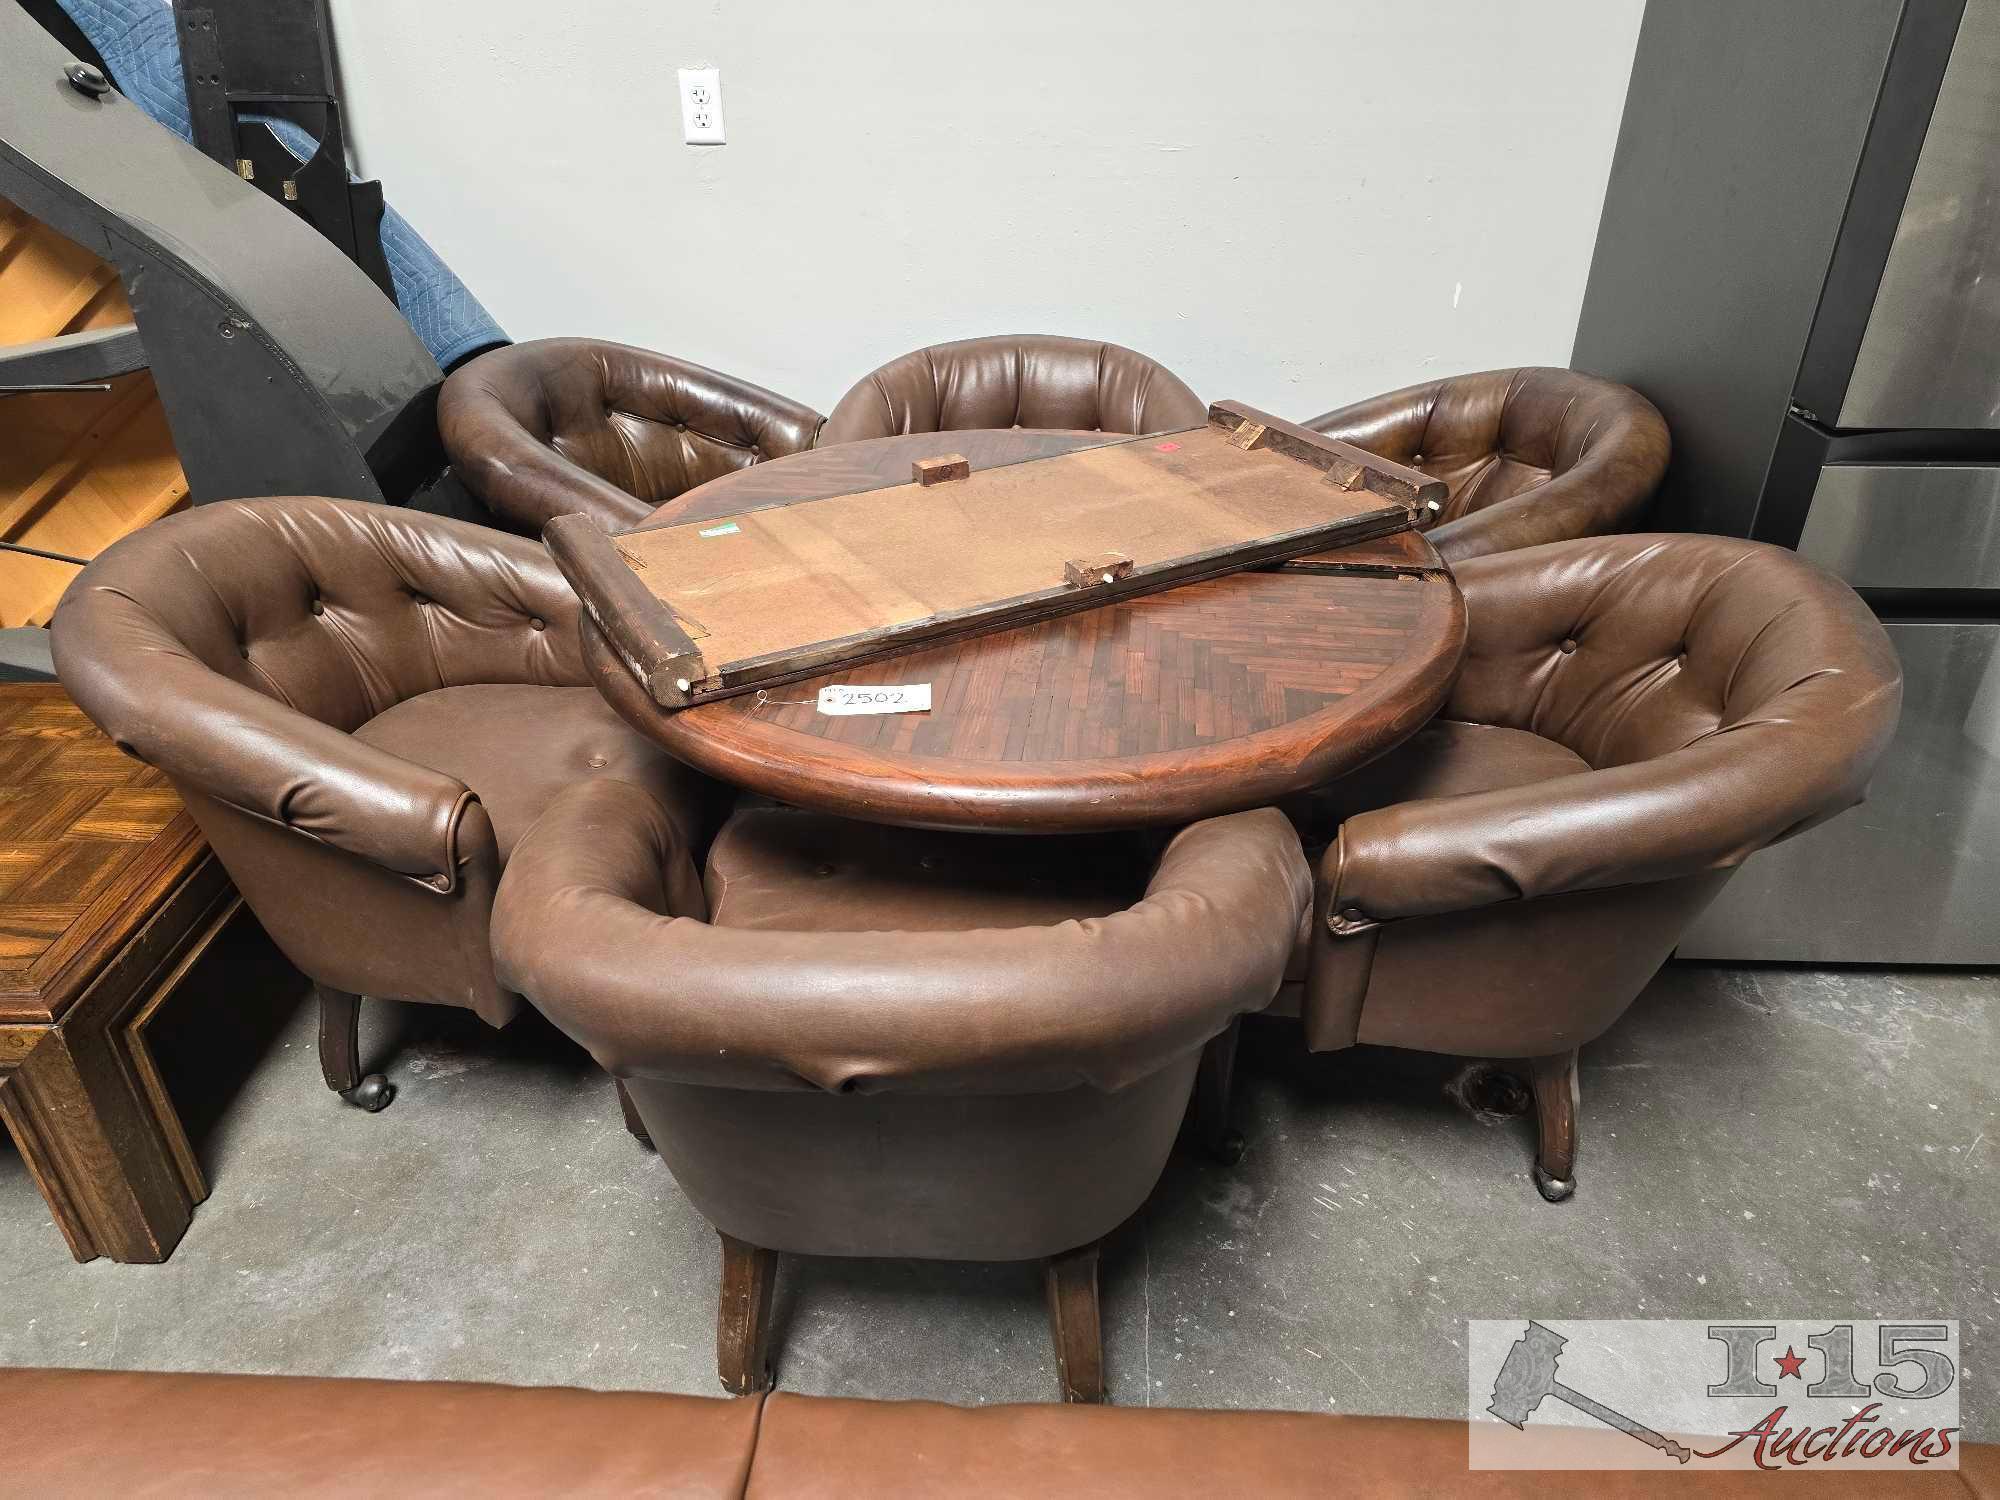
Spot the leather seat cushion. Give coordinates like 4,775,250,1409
353,684,715,861
704,806,1155,932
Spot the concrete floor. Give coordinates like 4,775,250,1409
3,918,1994,1436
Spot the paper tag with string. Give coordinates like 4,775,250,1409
815,684,931,716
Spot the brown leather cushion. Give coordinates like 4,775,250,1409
0,1368,761,1499
704,805,1155,932
753,1393,2000,1499
6,1368,1991,1500
353,684,716,861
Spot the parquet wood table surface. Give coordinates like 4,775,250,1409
0,683,238,1262
585,431,1466,833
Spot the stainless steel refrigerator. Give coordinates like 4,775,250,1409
1571,0,1999,963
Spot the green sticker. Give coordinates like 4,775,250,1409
698,522,741,538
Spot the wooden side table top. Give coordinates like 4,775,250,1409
0,684,202,1028
0,682,235,1264
585,432,1466,834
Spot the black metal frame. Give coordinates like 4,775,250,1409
1790,0,1969,430
171,0,395,301
1,5,443,505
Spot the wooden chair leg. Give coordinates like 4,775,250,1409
716,1231,777,1395
1044,1242,1106,1403
1190,1017,1246,1164
316,985,393,1112
615,1079,654,1150
1527,1049,1580,1202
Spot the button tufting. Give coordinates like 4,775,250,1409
529,617,546,631
1559,638,1577,654
813,864,836,878
919,855,942,871
309,598,324,616
409,591,429,606
586,754,608,769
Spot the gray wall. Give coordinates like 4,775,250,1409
331,1,1641,416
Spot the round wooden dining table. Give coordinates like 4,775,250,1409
581,430,1467,834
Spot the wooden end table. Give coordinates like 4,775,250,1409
585,431,1467,833
0,683,238,1263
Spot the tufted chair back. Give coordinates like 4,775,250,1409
1332,535,1902,922
438,338,826,535
820,334,1206,444
50,498,608,1023
1304,368,1669,563
60,497,587,740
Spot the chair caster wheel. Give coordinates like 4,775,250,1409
1532,1165,1574,1202
343,1074,395,1112
1210,1130,1247,1166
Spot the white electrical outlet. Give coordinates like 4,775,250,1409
678,67,725,145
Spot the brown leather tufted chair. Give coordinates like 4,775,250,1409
1303,368,1669,563
1294,535,1900,1199
820,334,1205,444
51,497,723,1110
437,338,825,536
492,786,1308,1402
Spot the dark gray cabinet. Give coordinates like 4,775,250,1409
1573,0,1999,963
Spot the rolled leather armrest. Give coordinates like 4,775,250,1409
1324,708,1894,926
464,439,657,535
54,635,478,890
494,780,1310,1095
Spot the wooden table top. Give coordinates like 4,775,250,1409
0,683,204,1027
589,431,1466,833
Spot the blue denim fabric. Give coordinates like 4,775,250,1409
57,0,507,370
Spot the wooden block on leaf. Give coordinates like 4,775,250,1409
1063,552,1134,589
1324,454,1367,491
1204,401,1447,515
912,454,971,486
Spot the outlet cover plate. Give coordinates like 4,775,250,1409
678,67,725,145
